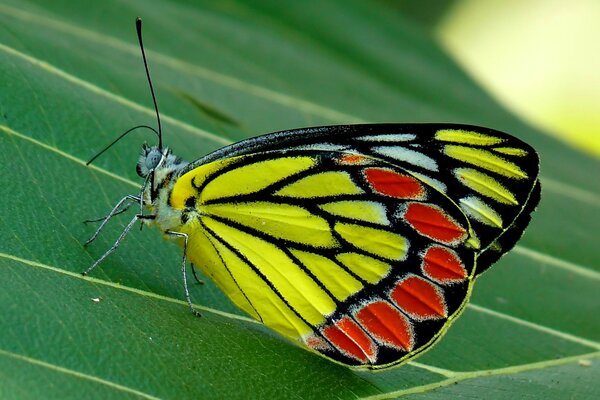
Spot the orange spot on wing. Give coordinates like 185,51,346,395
340,154,368,164
390,276,447,319
356,300,414,351
322,316,376,363
422,246,467,283
364,168,425,199
404,203,466,244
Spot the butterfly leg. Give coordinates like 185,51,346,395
82,213,141,276
83,197,139,223
84,195,141,246
84,206,132,223
165,230,201,317
190,263,205,285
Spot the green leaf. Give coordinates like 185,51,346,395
0,1,598,399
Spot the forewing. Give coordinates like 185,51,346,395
189,124,541,274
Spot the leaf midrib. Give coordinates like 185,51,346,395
3,249,599,390
2,237,599,355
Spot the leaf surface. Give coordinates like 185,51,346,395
0,1,598,399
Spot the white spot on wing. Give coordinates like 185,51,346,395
406,171,447,193
357,134,416,142
291,144,351,152
459,196,503,228
372,146,439,171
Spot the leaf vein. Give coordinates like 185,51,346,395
361,352,600,399
0,348,163,400
468,304,600,349
0,3,363,125
0,41,227,146
0,251,257,325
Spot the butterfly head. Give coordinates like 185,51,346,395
137,143,165,177
136,143,187,177
136,143,188,206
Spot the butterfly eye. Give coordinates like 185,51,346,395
136,146,162,177
145,149,162,170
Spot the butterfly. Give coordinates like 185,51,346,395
83,18,540,370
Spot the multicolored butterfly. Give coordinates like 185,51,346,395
83,19,540,370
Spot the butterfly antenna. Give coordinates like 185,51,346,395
86,125,160,165
136,17,163,150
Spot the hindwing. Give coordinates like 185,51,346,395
171,149,480,368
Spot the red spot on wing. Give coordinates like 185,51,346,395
390,276,447,319
322,316,376,363
404,203,466,244
422,246,467,283
356,300,414,351
364,168,425,199
340,154,369,164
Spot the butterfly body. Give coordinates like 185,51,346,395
83,19,541,370
124,123,539,369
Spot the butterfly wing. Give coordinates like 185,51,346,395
170,148,483,368
189,124,541,275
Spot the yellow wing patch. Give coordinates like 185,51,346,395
180,219,263,321
454,168,518,205
275,171,363,197
493,147,529,156
334,223,408,261
435,129,505,146
336,253,392,284
169,159,232,209
290,249,363,301
459,196,504,228
203,201,337,248
205,234,313,338
444,145,527,179
319,200,389,225
203,217,336,328
202,156,316,201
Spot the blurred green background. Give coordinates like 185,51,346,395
402,0,600,157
